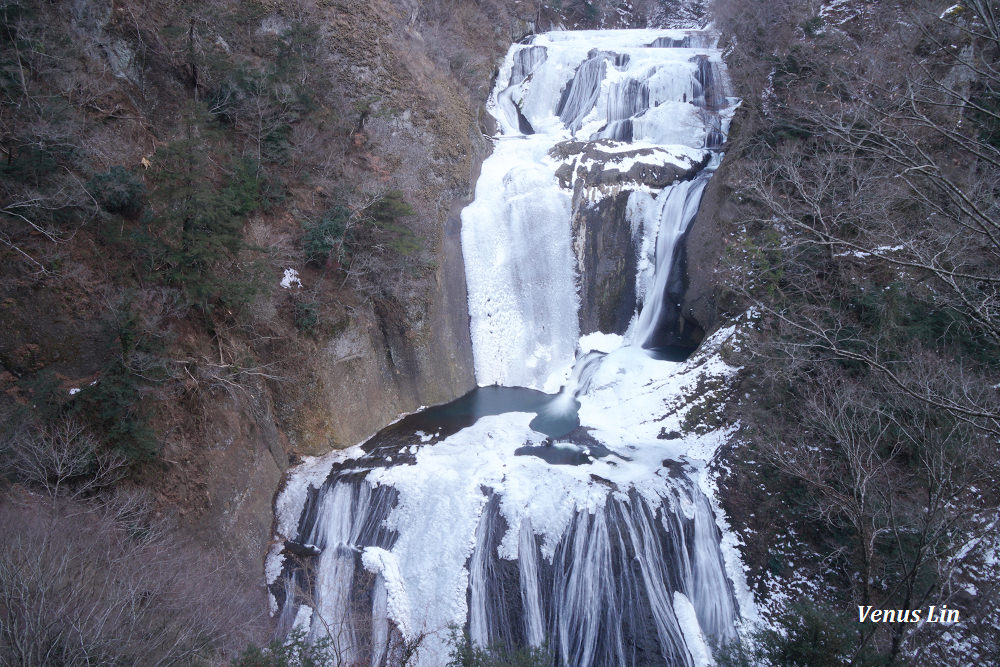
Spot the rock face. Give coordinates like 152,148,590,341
553,140,710,336
192,388,288,584
292,285,474,456
572,191,638,335
552,139,709,192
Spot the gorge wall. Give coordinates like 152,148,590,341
0,0,714,606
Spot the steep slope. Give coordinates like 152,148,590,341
703,0,1000,662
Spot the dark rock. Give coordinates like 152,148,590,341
282,540,322,558
659,459,691,478
571,191,639,335
551,139,709,191
589,474,616,487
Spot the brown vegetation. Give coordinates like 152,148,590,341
712,0,1000,662
0,415,265,664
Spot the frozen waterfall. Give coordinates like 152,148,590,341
465,29,733,386
268,27,745,667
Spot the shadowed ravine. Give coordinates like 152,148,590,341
269,27,741,666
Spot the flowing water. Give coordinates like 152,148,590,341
269,27,743,666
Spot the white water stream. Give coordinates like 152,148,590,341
268,27,748,667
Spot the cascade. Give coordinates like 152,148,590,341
630,177,710,349
268,27,743,667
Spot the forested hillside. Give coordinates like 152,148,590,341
709,0,1000,663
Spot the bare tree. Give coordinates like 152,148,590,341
713,0,1000,661
0,496,265,666
721,0,1000,434
0,3,95,274
752,366,998,661
0,417,125,501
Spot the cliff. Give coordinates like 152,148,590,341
0,0,712,636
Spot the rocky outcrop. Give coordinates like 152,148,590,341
571,191,639,335
552,139,709,192
555,140,710,337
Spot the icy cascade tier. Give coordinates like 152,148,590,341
463,28,734,389
280,452,737,667
269,334,745,666
462,139,576,389
274,476,400,665
467,486,737,666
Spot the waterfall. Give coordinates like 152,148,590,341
630,177,710,348
462,140,577,388
268,27,744,667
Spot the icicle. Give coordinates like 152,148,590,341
555,51,610,133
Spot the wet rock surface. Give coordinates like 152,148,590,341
571,191,639,335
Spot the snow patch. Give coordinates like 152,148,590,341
674,591,714,666
579,332,623,353
280,268,302,289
